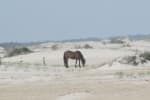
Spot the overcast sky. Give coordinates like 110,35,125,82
0,0,150,42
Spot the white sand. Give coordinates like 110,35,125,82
0,40,150,100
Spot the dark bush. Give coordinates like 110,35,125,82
6,47,32,57
51,44,59,50
83,44,93,49
110,39,124,44
140,52,150,61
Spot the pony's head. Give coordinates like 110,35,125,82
82,58,86,66
77,50,86,67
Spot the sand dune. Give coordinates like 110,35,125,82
0,40,150,100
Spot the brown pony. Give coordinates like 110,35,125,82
63,50,86,68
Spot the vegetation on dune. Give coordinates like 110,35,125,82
6,47,32,57
110,39,124,44
140,52,150,61
115,70,150,79
74,44,93,49
51,44,59,50
119,52,150,66
83,44,93,49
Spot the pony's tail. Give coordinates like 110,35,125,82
63,53,68,68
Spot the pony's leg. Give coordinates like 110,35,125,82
65,59,69,68
75,59,77,68
79,59,81,68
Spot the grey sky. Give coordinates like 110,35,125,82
0,0,150,42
